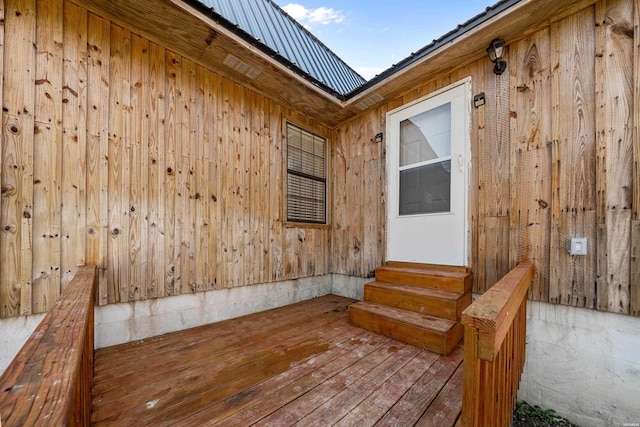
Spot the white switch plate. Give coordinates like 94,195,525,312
570,237,587,255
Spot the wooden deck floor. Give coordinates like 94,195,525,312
92,295,463,426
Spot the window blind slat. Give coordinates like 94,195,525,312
286,123,326,224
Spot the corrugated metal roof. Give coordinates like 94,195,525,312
185,0,523,100
200,0,366,95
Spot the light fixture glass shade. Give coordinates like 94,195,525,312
487,38,507,75
486,38,504,62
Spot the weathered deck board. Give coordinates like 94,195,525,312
92,295,463,426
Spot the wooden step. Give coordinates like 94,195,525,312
348,302,463,355
375,266,471,293
385,261,468,274
364,281,471,321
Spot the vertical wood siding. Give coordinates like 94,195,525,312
0,0,638,319
631,0,640,316
330,108,386,278
0,0,329,317
331,0,639,316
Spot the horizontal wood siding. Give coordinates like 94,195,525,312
0,0,329,317
331,0,639,316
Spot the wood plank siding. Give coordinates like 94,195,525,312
0,0,330,317
0,0,639,318
332,0,639,315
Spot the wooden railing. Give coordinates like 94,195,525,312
460,261,534,427
0,266,97,427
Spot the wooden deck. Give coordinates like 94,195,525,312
92,295,463,426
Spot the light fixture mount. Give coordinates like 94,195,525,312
486,38,507,75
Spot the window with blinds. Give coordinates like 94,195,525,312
286,122,327,224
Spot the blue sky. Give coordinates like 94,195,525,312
275,0,493,80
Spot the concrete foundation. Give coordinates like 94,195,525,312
0,313,46,375
330,273,367,301
519,300,640,427
94,274,367,348
94,274,333,348
0,274,368,372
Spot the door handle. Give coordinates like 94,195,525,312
458,153,464,173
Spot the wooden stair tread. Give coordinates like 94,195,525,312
348,301,463,354
365,281,463,300
376,266,470,280
349,302,456,333
385,261,468,274
375,266,472,293
351,264,470,353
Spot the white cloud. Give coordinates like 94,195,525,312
282,3,345,28
282,3,308,20
307,7,345,25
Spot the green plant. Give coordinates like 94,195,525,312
514,401,577,426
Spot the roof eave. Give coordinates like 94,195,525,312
179,0,351,100
343,0,519,100
342,0,599,114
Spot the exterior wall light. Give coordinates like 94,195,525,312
486,38,507,75
473,93,485,108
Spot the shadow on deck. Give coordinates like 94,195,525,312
92,295,463,426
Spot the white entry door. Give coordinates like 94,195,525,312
386,80,470,266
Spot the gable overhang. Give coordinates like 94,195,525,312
343,0,599,117
175,0,353,99
71,0,599,128
70,0,348,121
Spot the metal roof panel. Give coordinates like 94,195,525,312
189,0,524,100
202,0,366,95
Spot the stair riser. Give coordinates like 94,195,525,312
349,306,462,355
375,270,471,293
364,287,471,321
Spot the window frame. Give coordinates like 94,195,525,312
284,121,328,226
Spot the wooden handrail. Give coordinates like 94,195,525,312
0,266,97,427
460,261,534,427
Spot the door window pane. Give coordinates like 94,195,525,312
399,161,451,215
400,103,451,167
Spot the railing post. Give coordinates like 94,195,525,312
462,326,481,426
461,261,534,427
